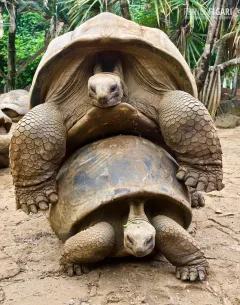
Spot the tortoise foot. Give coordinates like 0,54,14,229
176,264,209,282
176,163,224,193
15,178,58,214
188,187,205,208
61,263,93,277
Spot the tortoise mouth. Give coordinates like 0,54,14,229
92,99,122,108
67,103,168,156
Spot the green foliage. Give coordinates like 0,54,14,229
0,11,48,91
0,0,239,92
131,1,159,27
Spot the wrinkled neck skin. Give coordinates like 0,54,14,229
128,200,148,222
124,200,156,257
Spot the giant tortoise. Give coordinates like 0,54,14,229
50,135,208,281
0,90,29,167
10,13,223,214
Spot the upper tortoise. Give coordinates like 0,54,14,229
10,13,223,214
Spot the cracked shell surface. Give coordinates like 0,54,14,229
49,135,191,241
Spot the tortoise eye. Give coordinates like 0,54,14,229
110,85,117,93
127,235,133,244
146,236,153,245
90,86,96,94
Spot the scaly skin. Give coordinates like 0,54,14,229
189,187,205,208
60,222,115,276
10,103,67,214
153,215,208,281
60,215,207,281
157,90,223,193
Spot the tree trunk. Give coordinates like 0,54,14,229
0,5,3,39
7,4,16,91
120,0,131,20
215,57,240,70
231,67,239,97
194,0,223,92
215,41,226,66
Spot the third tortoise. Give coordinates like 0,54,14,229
0,90,29,167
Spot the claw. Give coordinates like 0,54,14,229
217,180,224,191
176,265,208,282
15,178,57,215
176,268,181,279
180,268,189,281
177,161,223,194
62,263,91,276
38,201,49,210
49,192,58,203
67,266,74,277
198,194,205,207
74,266,83,276
198,270,206,281
190,270,198,282
21,203,29,214
81,264,90,274
29,204,38,214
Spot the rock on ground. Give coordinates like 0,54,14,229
0,128,240,305
215,114,240,129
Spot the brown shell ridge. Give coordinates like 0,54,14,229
30,13,197,109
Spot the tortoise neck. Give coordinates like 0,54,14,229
128,200,148,222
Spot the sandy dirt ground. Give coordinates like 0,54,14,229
0,127,240,305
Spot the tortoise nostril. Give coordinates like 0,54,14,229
98,96,108,105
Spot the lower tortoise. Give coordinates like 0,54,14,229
50,135,208,281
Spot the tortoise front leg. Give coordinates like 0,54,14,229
60,222,115,276
10,103,66,214
158,90,223,193
152,215,208,281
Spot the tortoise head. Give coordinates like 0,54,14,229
88,59,127,108
123,201,156,257
88,73,123,108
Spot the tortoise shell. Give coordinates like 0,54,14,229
0,90,29,117
49,135,191,241
30,12,197,109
